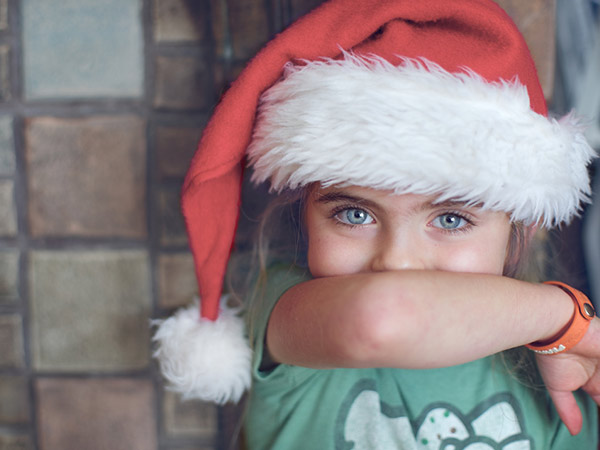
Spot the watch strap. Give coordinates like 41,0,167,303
526,281,595,355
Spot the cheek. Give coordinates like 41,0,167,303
435,236,509,275
307,235,339,277
438,248,503,274
307,232,369,277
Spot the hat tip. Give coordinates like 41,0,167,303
152,299,252,404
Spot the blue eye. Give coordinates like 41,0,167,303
433,214,467,230
337,208,374,225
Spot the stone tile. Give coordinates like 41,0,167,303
22,0,143,99
29,250,151,371
153,0,208,42
26,116,147,238
158,253,197,309
154,55,214,111
0,315,24,369
0,180,16,237
0,376,30,424
36,378,157,450
494,0,555,100
220,0,269,60
212,60,246,100
156,125,203,179
289,0,326,23
0,433,33,450
269,0,323,30
0,250,19,304
209,0,230,60
158,186,188,246
163,390,218,439
0,46,9,102
0,116,15,175
0,0,7,31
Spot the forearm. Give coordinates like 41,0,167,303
267,270,575,368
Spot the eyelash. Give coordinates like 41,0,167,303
328,205,476,233
431,210,475,234
329,204,375,228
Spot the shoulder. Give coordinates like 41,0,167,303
246,263,311,333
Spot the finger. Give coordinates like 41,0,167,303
548,389,582,435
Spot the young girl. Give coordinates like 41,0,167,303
153,0,600,448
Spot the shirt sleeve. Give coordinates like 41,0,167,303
245,264,313,385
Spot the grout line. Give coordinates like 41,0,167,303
0,0,264,447
7,0,40,445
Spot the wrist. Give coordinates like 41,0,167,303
536,283,576,342
526,282,595,354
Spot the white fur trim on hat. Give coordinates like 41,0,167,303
248,54,596,227
152,298,251,404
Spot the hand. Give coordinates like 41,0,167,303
535,317,600,435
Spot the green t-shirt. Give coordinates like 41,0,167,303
244,266,598,449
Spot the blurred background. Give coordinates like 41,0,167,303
0,0,597,449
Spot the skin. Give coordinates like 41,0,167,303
266,184,600,435
306,186,511,277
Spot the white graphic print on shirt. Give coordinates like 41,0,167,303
335,379,532,450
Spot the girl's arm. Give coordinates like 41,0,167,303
267,270,600,434
267,269,600,435
267,269,574,368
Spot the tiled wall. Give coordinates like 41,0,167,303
0,1,558,450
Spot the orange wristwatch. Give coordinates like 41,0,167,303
526,281,596,355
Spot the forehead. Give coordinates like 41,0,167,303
310,184,470,212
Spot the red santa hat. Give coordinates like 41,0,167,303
153,0,596,404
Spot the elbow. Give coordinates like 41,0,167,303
333,275,422,367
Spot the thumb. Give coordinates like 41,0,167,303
547,389,583,435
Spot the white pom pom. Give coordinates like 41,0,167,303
152,299,252,404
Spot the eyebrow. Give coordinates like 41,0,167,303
314,191,380,210
315,190,474,214
423,199,471,211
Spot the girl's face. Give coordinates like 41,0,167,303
305,185,512,278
